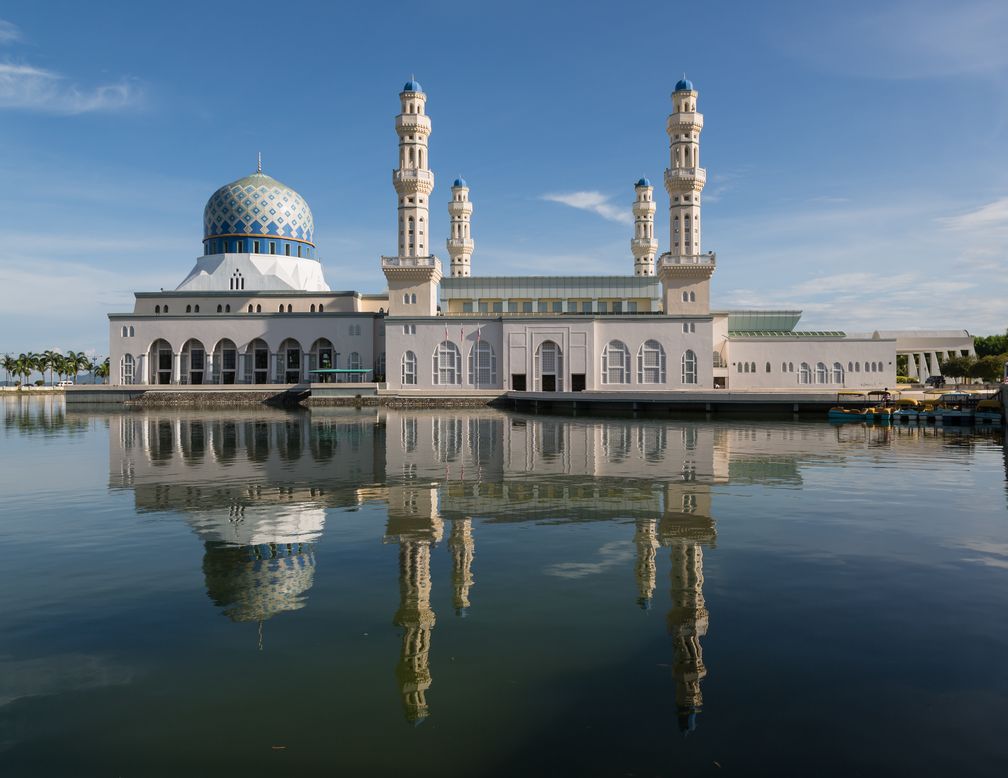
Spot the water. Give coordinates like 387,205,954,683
1,396,1007,776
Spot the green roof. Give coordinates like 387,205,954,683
729,330,846,338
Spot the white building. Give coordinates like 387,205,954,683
110,77,960,394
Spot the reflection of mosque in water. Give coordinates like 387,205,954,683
107,409,835,728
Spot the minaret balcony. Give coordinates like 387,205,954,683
382,255,441,269
664,167,707,188
393,168,435,193
658,252,716,270
396,114,432,134
447,238,474,253
631,237,659,254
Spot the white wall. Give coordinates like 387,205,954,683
725,338,896,390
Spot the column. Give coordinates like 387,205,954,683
270,353,278,383
172,352,181,384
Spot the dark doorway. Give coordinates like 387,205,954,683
571,374,586,392
542,374,556,392
512,374,527,391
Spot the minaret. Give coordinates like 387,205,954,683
447,178,474,278
665,77,705,258
631,179,658,276
394,540,436,724
383,79,442,317
668,541,709,734
449,518,475,614
658,76,715,316
634,518,659,608
393,79,434,259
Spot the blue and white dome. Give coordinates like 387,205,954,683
636,177,651,188
203,171,315,257
453,177,467,187
674,78,694,92
403,79,423,93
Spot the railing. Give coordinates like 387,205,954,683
392,169,434,184
658,252,716,268
664,167,707,186
381,255,440,269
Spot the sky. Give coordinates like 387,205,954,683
0,0,1006,357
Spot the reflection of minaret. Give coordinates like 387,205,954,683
660,505,716,734
449,518,475,615
394,540,436,723
633,519,659,609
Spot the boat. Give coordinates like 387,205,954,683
974,397,1004,425
933,392,976,425
828,392,870,422
866,390,897,421
891,397,921,422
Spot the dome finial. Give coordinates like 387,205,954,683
257,151,262,174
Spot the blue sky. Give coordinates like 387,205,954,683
0,0,1006,356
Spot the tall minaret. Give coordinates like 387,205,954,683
394,540,436,724
631,178,658,276
447,178,474,277
393,79,434,258
665,77,705,258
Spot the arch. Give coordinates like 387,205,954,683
782,361,787,373
287,304,292,313
535,340,563,391
212,338,238,384
194,305,199,313
766,362,772,373
637,339,666,384
180,338,207,385
318,304,323,313
737,362,743,374
799,362,812,384
833,362,844,383
120,353,135,385
149,338,173,384
225,304,231,313
750,361,757,372
432,341,462,385
348,351,362,372
186,305,192,313
248,304,253,313
788,362,794,372
279,304,285,312
310,304,316,313
854,362,861,372
468,341,497,386
245,338,270,384
689,291,696,302
129,326,134,337
154,305,161,314
681,291,689,303
217,304,223,313
743,362,750,374
403,293,409,304
601,340,631,384
402,350,417,385
681,349,697,384
278,338,304,383
121,325,128,338
816,362,828,383
410,293,417,304
308,338,335,381
256,304,261,313
848,361,853,372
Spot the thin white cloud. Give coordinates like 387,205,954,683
941,197,1008,231
0,19,20,43
541,190,632,224
545,540,634,579
0,63,139,114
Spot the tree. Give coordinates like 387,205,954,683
2,354,14,386
76,353,92,383
974,331,1008,358
940,354,974,383
95,358,110,384
969,354,1008,384
41,350,57,385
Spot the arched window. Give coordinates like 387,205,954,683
129,326,134,337
833,362,844,383
310,304,316,313
689,291,696,302
737,362,743,373
788,362,794,372
637,340,666,384
348,351,361,371
217,304,222,313
432,341,461,385
155,305,161,314
121,354,134,384
194,305,199,313
186,305,192,313
766,362,772,373
799,362,812,384
225,304,230,313
248,304,253,313
318,304,323,313
601,340,630,384
743,362,750,374
781,361,787,373
848,361,853,372
410,293,417,304
816,362,828,383
682,291,689,302
163,306,168,313
468,341,497,386
121,326,128,337
256,304,261,313
750,362,757,372
402,350,417,385
287,304,292,313
681,350,697,384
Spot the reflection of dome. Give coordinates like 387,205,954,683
203,541,315,623
203,172,315,255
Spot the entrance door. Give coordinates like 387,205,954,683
536,340,563,392
285,347,301,384
189,348,204,385
157,348,172,384
253,348,268,384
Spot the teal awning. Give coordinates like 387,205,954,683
307,368,372,373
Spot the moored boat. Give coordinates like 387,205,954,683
828,391,870,423
891,397,921,422
974,397,1003,425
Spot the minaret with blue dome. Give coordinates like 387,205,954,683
665,76,705,259
632,177,658,276
447,177,474,277
393,79,434,259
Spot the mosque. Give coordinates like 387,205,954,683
108,78,975,393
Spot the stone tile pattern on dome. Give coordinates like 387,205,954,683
203,173,315,246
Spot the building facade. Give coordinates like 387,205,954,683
109,77,926,394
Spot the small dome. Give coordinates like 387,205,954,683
203,171,314,248
403,79,423,93
453,177,467,188
636,177,651,188
674,77,694,92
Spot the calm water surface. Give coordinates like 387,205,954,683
1,396,1007,776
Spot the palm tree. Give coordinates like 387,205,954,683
41,349,57,385
15,353,31,386
96,358,110,384
76,353,92,384
2,354,14,386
